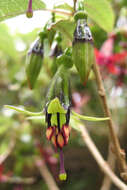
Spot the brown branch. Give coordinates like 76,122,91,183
101,109,120,190
34,157,59,190
100,144,116,190
79,124,127,190
93,62,127,181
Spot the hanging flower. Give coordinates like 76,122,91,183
45,64,71,180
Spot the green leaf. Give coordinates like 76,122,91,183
0,0,46,22
4,105,43,116
50,20,76,42
84,0,115,32
54,3,73,12
72,110,109,121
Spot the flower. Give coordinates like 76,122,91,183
45,98,71,180
44,64,71,180
95,36,127,86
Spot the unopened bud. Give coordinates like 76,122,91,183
26,0,33,18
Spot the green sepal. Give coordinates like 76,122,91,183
50,112,66,127
47,98,66,114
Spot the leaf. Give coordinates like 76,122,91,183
54,3,73,12
72,110,109,121
0,0,46,22
50,20,76,42
84,0,115,32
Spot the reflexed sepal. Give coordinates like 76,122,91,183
26,39,43,89
72,18,95,85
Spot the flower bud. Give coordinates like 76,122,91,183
26,0,33,18
72,12,95,85
26,39,43,89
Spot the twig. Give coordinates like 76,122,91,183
79,124,127,190
101,106,120,190
93,62,127,180
34,157,59,190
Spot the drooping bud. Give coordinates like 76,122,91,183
26,39,43,89
72,11,95,85
26,0,33,18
